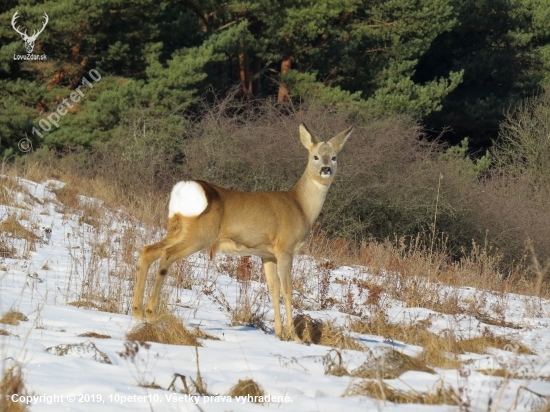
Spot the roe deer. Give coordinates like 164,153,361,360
132,123,352,341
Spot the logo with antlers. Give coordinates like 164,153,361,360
11,11,49,54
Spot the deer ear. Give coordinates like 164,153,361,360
299,123,320,150
329,126,353,154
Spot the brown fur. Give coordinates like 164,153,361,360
132,124,352,341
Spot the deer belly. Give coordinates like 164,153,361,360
216,238,275,259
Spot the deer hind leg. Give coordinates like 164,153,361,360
277,253,301,342
132,238,177,319
145,241,207,321
262,258,282,337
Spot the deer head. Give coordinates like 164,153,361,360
12,11,49,54
299,123,353,187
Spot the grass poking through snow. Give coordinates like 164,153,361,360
126,313,201,346
0,311,28,326
227,379,265,401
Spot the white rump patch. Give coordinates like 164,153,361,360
169,181,208,218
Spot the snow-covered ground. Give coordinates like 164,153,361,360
0,175,549,411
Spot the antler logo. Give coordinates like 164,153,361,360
11,11,49,54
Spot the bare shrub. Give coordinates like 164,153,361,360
317,260,334,310
493,91,550,197
209,262,270,331
167,347,209,395
118,340,163,389
46,341,112,364
484,90,550,267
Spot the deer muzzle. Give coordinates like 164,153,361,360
320,167,332,177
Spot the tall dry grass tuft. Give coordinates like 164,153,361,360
227,379,265,401
0,365,28,412
0,215,38,242
126,313,200,346
0,311,28,326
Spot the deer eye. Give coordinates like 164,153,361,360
313,155,319,161
332,156,337,161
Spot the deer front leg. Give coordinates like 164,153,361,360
263,258,282,337
277,253,301,342
132,241,167,319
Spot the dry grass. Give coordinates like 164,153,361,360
189,326,220,341
78,332,111,339
477,369,529,378
307,230,549,299
52,186,79,209
0,215,38,242
457,333,534,355
67,299,119,313
0,183,15,209
0,365,28,412
208,269,270,331
0,174,28,208
0,238,16,259
46,341,112,364
227,379,265,400
351,313,460,369
126,313,200,346
1,120,547,302
353,349,434,379
345,379,461,405
78,201,103,228
0,311,28,326
230,283,269,330
293,314,365,351
351,312,532,371
166,347,210,395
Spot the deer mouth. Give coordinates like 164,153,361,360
320,167,332,178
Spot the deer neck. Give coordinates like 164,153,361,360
292,170,331,227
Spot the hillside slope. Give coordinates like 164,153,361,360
0,175,549,411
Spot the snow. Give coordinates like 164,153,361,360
0,175,549,411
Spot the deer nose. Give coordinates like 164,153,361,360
320,167,332,176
